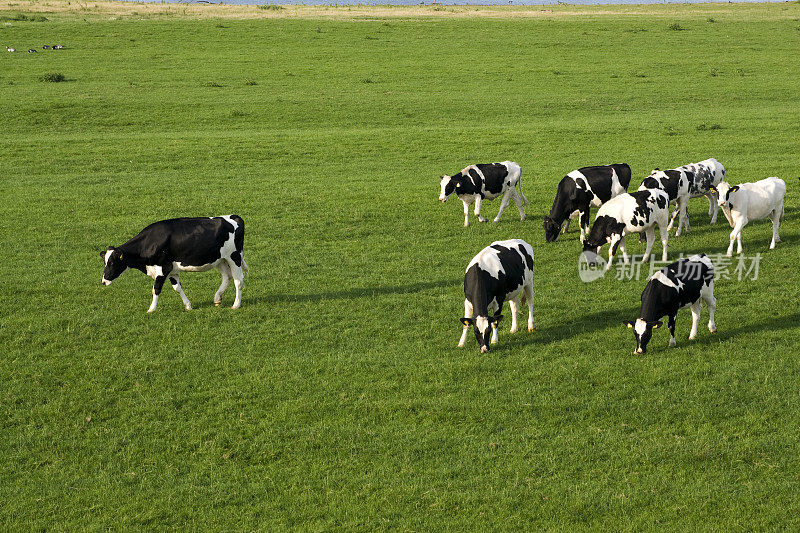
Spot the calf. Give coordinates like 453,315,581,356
439,161,527,227
712,178,786,257
101,215,248,313
638,167,691,236
543,163,631,243
625,254,717,354
582,189,670,271
459,239,535,353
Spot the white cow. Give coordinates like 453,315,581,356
712,178,786,257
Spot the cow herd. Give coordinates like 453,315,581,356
100,158,787,355
439,158,787,354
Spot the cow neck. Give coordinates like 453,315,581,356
467,273,491,317
547,192,570,226
117,244,147,272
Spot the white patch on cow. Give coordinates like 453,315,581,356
651,271,682,290
634,319,648,337
104,249,113,265
439,176,451,202
146,264,164,280
689,254,714,270
475,316,489,338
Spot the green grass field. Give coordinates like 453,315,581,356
2,1,800,528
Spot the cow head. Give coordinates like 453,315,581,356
711,182,738,209
439,174,461,202
624,318,662,354
542,216,562,243
461,314,502,353
101,246,128,285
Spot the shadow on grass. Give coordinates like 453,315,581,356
499,305,641,350
687,311,800,348
253,278,460,304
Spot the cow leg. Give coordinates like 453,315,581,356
642,226,656,262
474,196,487,223
702,281,717,333
674,199,686,236
657,218,669,262
667,202,680,231
148,275,168,313
520,284,534,332
618,234,629,265
769,205,782,249
462,199,471,227
667,314,677,347
493,190,512,223
508,298,519,333
512,190,526,221
605,234,621,271
727,215,746,257
169,275,192,311
214,261,232,306
708,191,719,224
490,322,498,345
227,260,245,309
458,300,472,347
562,217,570,234
689,301,701,340
579,209,590,243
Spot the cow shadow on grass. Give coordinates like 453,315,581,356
498,305,641,350
682,311,800,349
252,278,460,305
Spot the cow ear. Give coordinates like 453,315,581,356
460,317,474,326
624,321,634,328
708,187,717,193
491,314,503,326
651,321,663,329
729,185,740,194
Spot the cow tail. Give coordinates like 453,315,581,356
516,169,529,205
231,214,248,276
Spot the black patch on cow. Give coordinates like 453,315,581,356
544,164,631,243
231,250,242,267
584,215,626,251
630,190,655,226
475,163,509,196
642,170,681,201
108,216,243,278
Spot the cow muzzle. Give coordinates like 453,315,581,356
480,345,489,354
101,279,111,286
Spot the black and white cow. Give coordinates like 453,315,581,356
101,215,248,313
459,239,535,353
582,189,670,270
543,163,631,243
439,161,527,227
666,158,725,231
638,158,725,236
625,254,717,354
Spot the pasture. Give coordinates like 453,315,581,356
2,1,800,528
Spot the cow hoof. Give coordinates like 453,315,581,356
231,304,241,310
520,216,526,222
509,328,518,334
492,219,500,224
528,325,536,332
688,335,696,341
147,308,156,314
709,327,717,334
669,339,677,347
185,305,192,311
214,301,221,307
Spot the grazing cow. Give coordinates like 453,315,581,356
458,239,535,353
583,189,670,270
543,163,632,243
711,178,786,257
101,215,248,313
439,161,527,227
27,49,37,53
625,254,717,354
